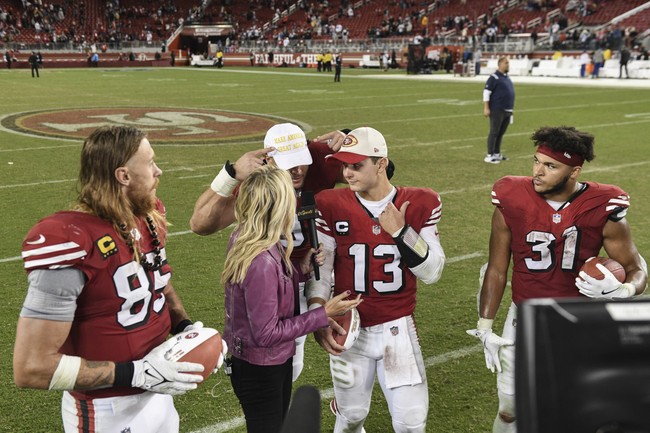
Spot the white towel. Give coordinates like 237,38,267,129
383,317,423,389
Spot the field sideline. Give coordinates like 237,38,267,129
1,66,649,433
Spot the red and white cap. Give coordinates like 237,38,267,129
326,127,388,164
264,123,312,169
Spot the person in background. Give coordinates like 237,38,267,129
592,46,604,78
619,46,631,78
334,53,342,82
216,48,224,68
14,125,219,433
223,164,361,433
474,45,482,75
29,51,40,77
579,50,590,77
307,127,446,433
467,125,647,433
483,57,515,164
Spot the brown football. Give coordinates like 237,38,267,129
165,328,223,382
580,257,626,283
332,308,361,350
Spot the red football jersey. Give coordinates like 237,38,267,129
493,176,630,303
315,187,442,327
21,203,173,398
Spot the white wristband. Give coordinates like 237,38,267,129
619,283,636,298
210,166,239,197
49,354,81,390
477,317,494,331
308,303,324,311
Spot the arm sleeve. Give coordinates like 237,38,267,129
483,89,492,102
409,225,445,284
20,268,85,321
305,231,336,303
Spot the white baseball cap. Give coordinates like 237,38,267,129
326,127,388,164
263,123,312,170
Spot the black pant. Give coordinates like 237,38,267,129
334,67,341,81
31,65,39,77
619,63,628,78
487,109,511,155
230,356,293,433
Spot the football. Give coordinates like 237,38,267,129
165,327,223,382
332,307,361,350
580,256,626,283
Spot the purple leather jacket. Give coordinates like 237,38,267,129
223,241,328,366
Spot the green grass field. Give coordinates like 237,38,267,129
1,66,649,433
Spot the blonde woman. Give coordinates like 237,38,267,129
222,165,361,433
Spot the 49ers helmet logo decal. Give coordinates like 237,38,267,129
2,108,302,143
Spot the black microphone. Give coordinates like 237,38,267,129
297,191,320,281
280,385,321,433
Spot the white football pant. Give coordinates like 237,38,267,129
62,391,178,433
494,303,517,433
330,315,428,433
292,282,309,382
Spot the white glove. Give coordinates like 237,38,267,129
466,323,513,373
132,338,204,395
183,321,203,332
575,264,635,299
213,340,228,373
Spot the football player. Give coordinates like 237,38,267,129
467,125,648,433
14,126,216,433
306,127,446,433
191,123,348,382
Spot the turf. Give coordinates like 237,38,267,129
1,66,648,433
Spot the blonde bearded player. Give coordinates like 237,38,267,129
306,127,446,433
13,126,226,433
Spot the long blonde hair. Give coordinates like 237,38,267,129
74,125,163,260
221,165,296,284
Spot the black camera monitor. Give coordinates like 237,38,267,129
516,297,650,433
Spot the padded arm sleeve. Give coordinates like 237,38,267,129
20,268,84,321
409,225,445,284
305,232,335,304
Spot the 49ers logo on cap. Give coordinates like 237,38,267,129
2,108,302,144
342,134,359,147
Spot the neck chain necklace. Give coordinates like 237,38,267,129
120,216,163,272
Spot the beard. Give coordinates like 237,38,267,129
538,173,571,197
127,178,159,216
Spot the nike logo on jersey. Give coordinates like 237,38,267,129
25,234,46,245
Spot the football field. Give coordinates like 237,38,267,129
1,66,649,433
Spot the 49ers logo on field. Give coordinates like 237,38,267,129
2,108,291,143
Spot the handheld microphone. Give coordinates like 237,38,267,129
297,191,320,281
280,385,321,433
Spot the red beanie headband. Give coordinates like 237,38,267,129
536,144,584,167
